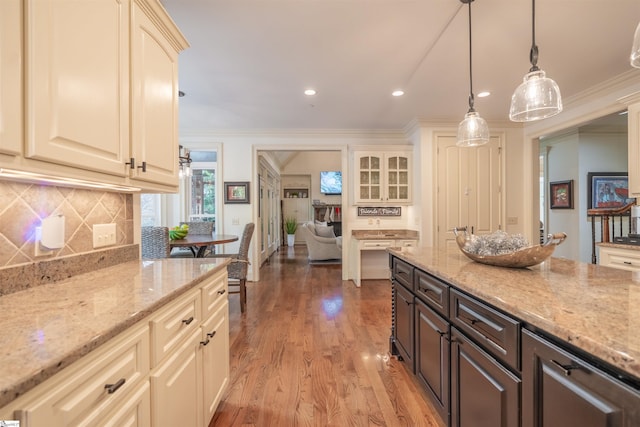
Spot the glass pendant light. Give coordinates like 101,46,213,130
509,0,562,122
456,0,489,147
631,22,640,68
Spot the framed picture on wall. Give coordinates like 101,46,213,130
587,172,632,209
550,180,574,209
224,181,250,204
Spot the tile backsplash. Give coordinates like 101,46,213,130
0,180,134,268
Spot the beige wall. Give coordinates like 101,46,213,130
0,181,134,268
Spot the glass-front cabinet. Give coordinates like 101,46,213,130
353,151,411,204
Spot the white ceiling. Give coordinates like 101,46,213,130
161,0,640,132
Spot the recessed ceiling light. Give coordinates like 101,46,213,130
477,91,490,98
392,90,405,97
304,89,317,96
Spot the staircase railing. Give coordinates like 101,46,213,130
587,202,635,264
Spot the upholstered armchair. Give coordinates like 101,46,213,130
300,222,342,261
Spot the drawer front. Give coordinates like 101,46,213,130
599,247,640,272
522,329,640,427
15,324,149,426
392,257,414,290
150,288,201,367
201,269,228,319
450,289,520,371
414,269,449,317
361,240,394,250
395,239,417,247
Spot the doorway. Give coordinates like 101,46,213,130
253,146,348,281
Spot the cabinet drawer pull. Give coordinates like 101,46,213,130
182,316,194,325
105,378,126,394
623,261,633,265
138,161,147,173
200,338,210,346
217,289,226,295
551,359,581,376
207,330,217,338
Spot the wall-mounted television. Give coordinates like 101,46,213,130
320,171,342,195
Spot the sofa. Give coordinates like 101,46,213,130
300,221,342,261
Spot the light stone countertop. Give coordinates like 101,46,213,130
0,257,230,409
598,242,640,251
388,246,640,385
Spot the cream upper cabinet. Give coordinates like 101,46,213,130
627,100,640,196
353,151,412,204
130,1,181,186
25,0,130,176
0,0,23,156
17,0,187,190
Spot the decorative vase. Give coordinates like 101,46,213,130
287,234,295,247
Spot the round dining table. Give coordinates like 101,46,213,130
170,234,239,258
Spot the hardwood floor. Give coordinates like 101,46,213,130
210,245,443,427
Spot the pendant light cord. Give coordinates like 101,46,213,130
529,0,539,71
467,1,475,112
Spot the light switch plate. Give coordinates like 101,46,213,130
93,223,117,248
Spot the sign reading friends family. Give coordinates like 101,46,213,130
357,207,401,216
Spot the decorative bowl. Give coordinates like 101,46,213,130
169,225,189,240
453,227,567,268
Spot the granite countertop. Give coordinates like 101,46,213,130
0,257,230,409
598,242,640,251
352,229,419,240
388,246,640,383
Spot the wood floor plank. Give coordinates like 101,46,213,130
210,246,444,427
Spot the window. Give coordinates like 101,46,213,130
187,150,218,227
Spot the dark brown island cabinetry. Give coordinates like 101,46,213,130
389,255,640,427
522,329,640,427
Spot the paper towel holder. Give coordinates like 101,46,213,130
35,214,65,256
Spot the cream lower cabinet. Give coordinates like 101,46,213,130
0,269,229,427
350,239,418,287
151,328,202,427
598,245,640,272
11,323,150,427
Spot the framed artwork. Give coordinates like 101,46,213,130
224,181,250,204
549,180,573,209
587,172,632,209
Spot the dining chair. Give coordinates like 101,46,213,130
209,223,255,312
141,226,171,258
177,221,215,256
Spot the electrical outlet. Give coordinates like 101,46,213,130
232,218,240,226
93,223,117,248
368,218,373,225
